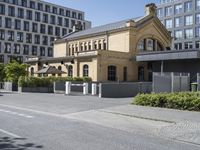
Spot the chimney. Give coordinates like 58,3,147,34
145,3,157,16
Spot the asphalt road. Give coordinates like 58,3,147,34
0,93,199,150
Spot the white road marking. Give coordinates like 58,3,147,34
0,129,21,138
0,108,34,119
0,103,61,117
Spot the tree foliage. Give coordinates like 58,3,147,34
0,63,5,82
4,61,29,84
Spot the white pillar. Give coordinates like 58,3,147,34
92,83,97,95
65,82,71,95
83,83,88,95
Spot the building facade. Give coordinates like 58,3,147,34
26,4,171,82
0,0,91,63
157,0,200,50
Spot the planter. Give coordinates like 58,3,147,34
18,87,53,93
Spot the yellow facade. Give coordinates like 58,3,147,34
27,4,171,82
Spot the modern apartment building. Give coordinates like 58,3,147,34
157,0,200,50
0,0,91,63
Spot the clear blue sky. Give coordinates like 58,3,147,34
46,0,159,27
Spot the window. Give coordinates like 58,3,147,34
8,31,14,41
21,0,27,7
165,6,172,16
5,18,12,28
32,46,37,55
30,1,35,9
15,19,21,30
40,47,45,56
195,27,200,37
147,39,154,51
40,24,46,34
68,65,73,77
108,66,116,81
0,4,5,15
185,15,193,26
0,30,5,40
48,48,53,57
98,41,102,50
42,36,48,45
64,18,69,27
196,14,200,24
175,17,182,27
0,55,4,63
18,8,24,18
103,41,107,50
23,45,29,55
26,10,32,20
24,21,29,31
38,3,43,11
58,17,63,26
26,33,32,43
14,44,20,54
35,12,41,22
59,9,64,16
78,13,83,20
5,43,11,53
8,6,15,17
34,35,40,44
83,65,89,77
174,43,182,50
55,27,60,36
71,20,76,28
185,29,193,39
45,5,51,13
48,26,53,35
174,30,183,40
165,19,173,29
17,32,23,42
185,42,193,49
32,23,38,32
175,4,182,14
0,17,2,27
197,0,200,10
72,12,77,18
53,7,57,14
50,15,56,24
62,28,67,36
185,1,192,12
43,14,48,23
196,41,200,49
66,10,70,17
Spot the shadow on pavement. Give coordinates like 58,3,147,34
0,137,43,150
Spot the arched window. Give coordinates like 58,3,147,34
58,66,62,76
83,65,89,77
68,65,73,77
98,41,102,50
108,65,117,81
30,67,34,76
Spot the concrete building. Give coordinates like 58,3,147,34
0,0,91,63
26,4,171,82
157,0,200,50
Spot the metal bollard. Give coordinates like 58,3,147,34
83,83,88,95
65,82,71,95
92,83,97,95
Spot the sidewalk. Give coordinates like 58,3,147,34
100,104,200,123
101,104,200,145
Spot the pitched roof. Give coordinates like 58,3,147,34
35,66,66,74
61,17,142,40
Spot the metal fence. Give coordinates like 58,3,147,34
153,72,190,93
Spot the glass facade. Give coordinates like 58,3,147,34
157,0,200,50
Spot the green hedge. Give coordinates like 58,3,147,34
133,92,200,111
18,76,92,87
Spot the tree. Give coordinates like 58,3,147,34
0,63,5,82
4,61,29,84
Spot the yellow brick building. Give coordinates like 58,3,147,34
26,3,171,82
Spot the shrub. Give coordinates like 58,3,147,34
18,76,92,88
133,92,200,111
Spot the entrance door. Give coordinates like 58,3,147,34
138,66,145,81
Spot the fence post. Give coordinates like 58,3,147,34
83,83,88,95
65,82,71,95
197,73,199,91
171,72,174,93
99,83,102,98
92,83,97,95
